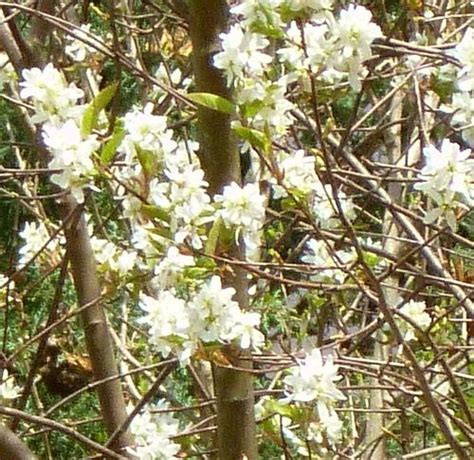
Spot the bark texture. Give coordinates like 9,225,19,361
0,12,134,456
0,424,36,460
61,198,134,455
188,2,257,458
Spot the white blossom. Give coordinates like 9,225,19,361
43,119,99,202
127,402,180,460
213,24,272,84
454,27,474,91
441,92,474,148
215,182,265,231
18,221,58,267
311,183,356,229
65,24,104,62
332,5,383,62
415,140,474,230
153,246,194,289
20,64,84,123
0,370,21,401
139,290,190,358
396,299,431,341
121,103,177,163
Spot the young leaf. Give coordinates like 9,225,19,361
100,126,125,165
81,82,119,136
233,125,271,153
205,218,223,255
136,146,157,177
142,205,170,223
187,92,235,114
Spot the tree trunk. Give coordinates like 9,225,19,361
188,2,257,459
0,13,134,456
61,198,134,455
0,424,36,460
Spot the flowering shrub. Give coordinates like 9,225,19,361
0,1,473,458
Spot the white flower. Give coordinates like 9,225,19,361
283,348,346,404
127,402,180,460
43,120,99,202
213,24,272,84
396,299,431,341
231,0,284,28
286,0,334,14
0,370,21,400
152,64,191,102
441,92,474,148
215,182,265,231
454,27,474,91
139,290,190,358
18,221,57,267
316,401,343,444
20,64,84,123
149,179,171,209
272,149,319,198
121,103,177,163
166,165,211,213
415,140,474,206
302,239,355,283
303,22,336,69
223,310,265,350
311,184,356,229
153,247,194,289
188,275,241,343
90,237,117,266
330,5,383,90
332,5,383,62
65,24,102,62
246,78,295,134
115,249,137,274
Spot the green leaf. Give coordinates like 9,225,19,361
233,125,271,153
100,126,125,165
187,92,235,114
205,218,223,255
136,146,157,177
81,82,119,136
142,205,170,223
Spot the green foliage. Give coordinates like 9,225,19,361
81,82,119,136
187,92,235,114
100,124,125,165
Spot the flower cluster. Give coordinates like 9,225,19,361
127,401,181,460
20,63,84,124
139,275,264,363
65,24,104,62
18,221,61,268
396,299,431,342
439,28,474,148
301,238,356,284
43,120,99,203
19,64,101,202
415,139,474,230
215,182,266,251
0,370,21,401
283,348,346,445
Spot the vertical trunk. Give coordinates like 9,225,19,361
0,424,36,460
188,2,257,459
61,198,134,455
364,95,403,460
0,15,134,456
